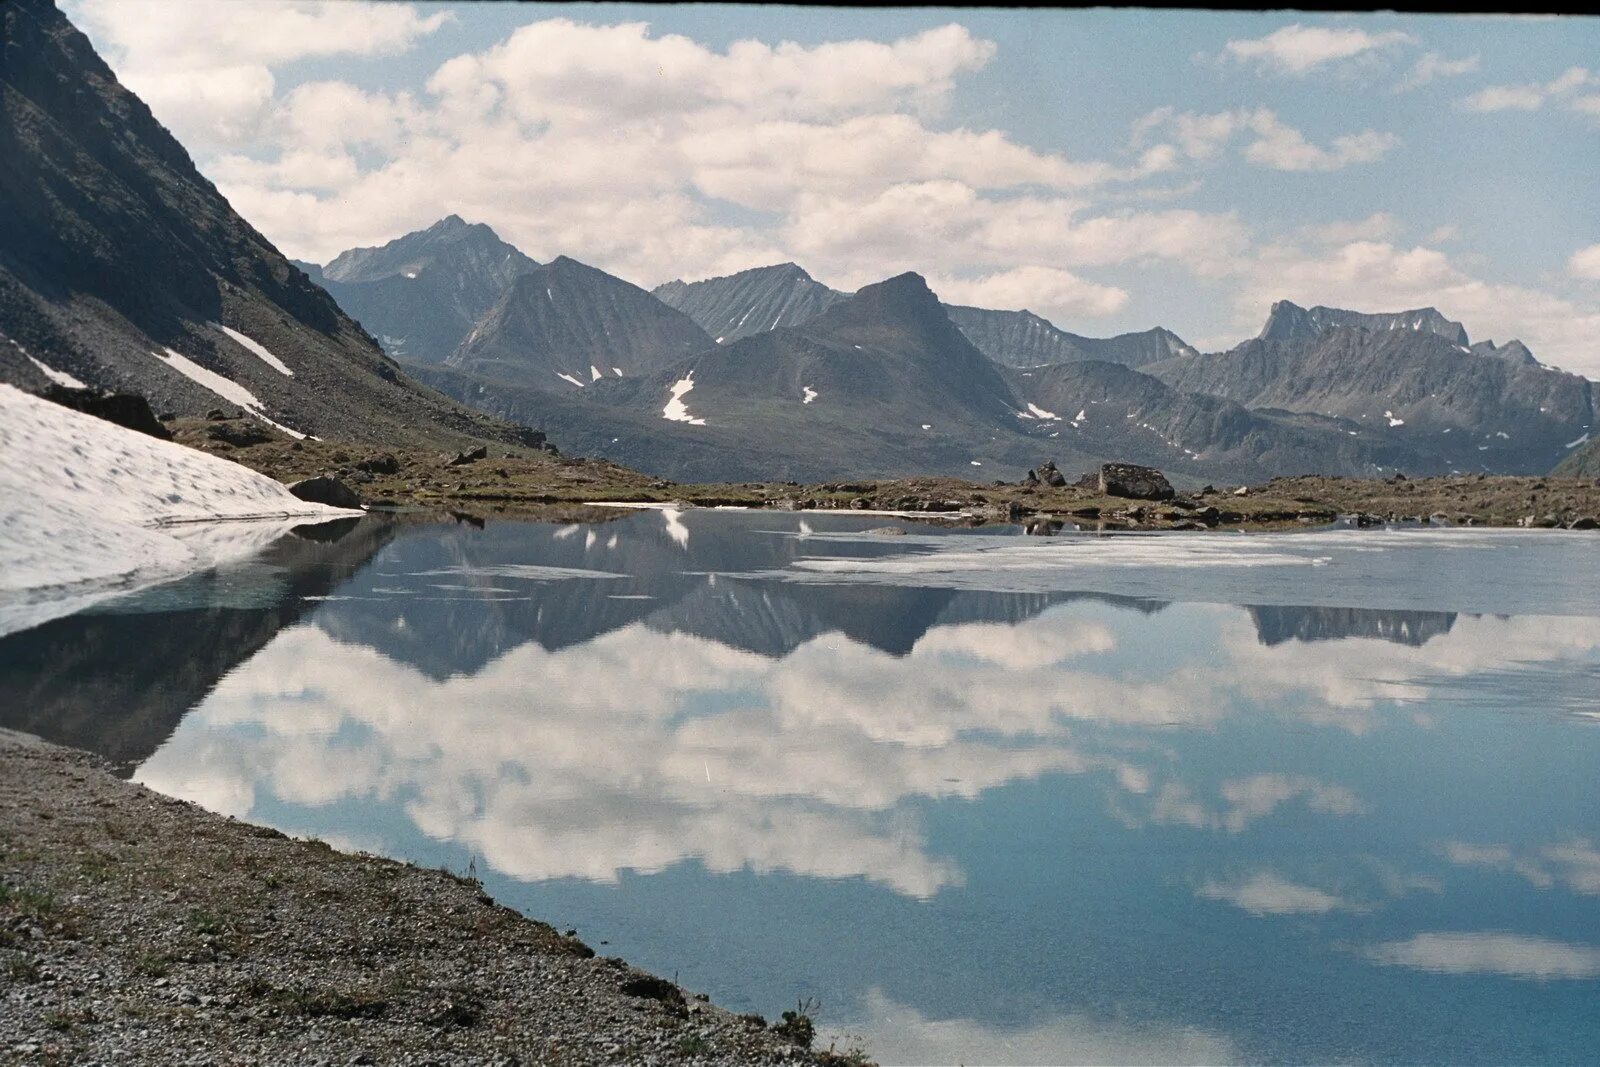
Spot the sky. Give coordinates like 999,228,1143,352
62,2,1600,377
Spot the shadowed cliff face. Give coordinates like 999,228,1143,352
0,515,397,773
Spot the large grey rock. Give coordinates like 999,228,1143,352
1098,463,1174,500
287,476,362,509
1029,460,1067,487
38,385,170,440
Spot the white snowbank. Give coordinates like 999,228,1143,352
212,323,293,376
557,372,586,388
663,373,707,425
0,385,357,637
152,347,306,438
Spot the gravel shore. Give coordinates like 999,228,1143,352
0,730,866,1065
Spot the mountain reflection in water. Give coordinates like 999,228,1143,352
4,509,1599,1065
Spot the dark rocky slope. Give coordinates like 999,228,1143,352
0,0,532,449
1006,359,1418,482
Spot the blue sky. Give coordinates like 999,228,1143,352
65,3,1600,375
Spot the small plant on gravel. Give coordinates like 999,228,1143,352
188,908,222,936
773,996,821,1049
674,1032,713,1056
44,1006,95,1031
274,985,390,1020
132,951,171,978
77,852,114,884
4,954,43,984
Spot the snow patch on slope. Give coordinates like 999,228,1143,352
23,352,88,389
663,373,707,425
212,324,293,376
152,347,305,438
802,386,818,404
0,385,356,636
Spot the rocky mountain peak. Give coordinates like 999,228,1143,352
842,272,942,320
1259,300,1470,347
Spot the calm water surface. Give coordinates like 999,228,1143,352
5,509,1600,1064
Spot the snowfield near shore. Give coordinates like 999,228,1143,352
0,385,358,635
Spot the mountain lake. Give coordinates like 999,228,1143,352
5,507,1599,1065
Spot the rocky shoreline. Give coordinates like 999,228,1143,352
171,414,1600,533
0,731,869,1066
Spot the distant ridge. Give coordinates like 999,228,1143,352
1259,300,1470,347
945,305,1196,369
446,256,714,389
653,263,847,343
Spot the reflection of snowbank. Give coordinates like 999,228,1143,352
772,527,1600,618
834,988,1238,1066
0,385,354,636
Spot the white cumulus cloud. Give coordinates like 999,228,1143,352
1221,24,1414,76
1134,108,1399,173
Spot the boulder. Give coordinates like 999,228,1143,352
1570,516,1598,530
445,445,489,467
38,385,171,440
1028,460,1067,488
356,453,400,475
205,420,274,447
1098,463,1174,501
287,476,362,509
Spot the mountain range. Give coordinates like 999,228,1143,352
3,0,1593,486
0,0,535,449
366,230,1591,482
